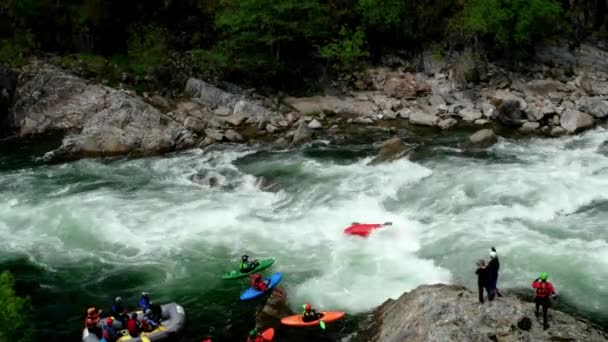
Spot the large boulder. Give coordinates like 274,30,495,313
283,96,378,117
369,137,410,165
560,109,595,133
357,284,608,342
383,73,431,99
409,112,439,126
0,67,17,137
457,107,483,122
523,79,565,98
468,129,497,148
255,286,291,329
185,78,239,109
496,100,526,127
577,97,608,118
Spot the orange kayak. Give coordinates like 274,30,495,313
261,328,274,341
281,312,345,327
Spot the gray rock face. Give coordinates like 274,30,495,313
292,119,313,145
283,96,378,117
438,118,457,130
358,284,607,342
577,97,608,118
185,78,238,109
497,100,526,127
369,137,410,165
469,129,497,148
409,112,439,126
560,109,595,133
0,67,17,137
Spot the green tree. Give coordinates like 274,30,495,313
127,25,169,76
212,0,331,80
320,26,368,71
456,0,563,47
0,271,32,342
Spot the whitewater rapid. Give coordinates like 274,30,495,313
1,128,607,326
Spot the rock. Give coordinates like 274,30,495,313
474,119,490,125
283,96,377,117
285,111,299,123
597,141,608,156
255,286,291,329
428,94,446,108
576,74,608,95
149,94,170,110
497,100,526,127
354,117,375,124
525,104,547,122
372,95,401,111
224,129,243,142
481,103,496,118
204,128,224,141
183,116,206,132
489,90,527,110
409,112,439,126
457,107,483,122
469,129,497,148
489,72,511,89
560,109,595,133
0,67,17,137
265,124,278,133
369,137,410,165
438,118,458,130
523,79,565,98
519,121,540,133
359,285,608,342
186,78,239,109
551,126,567,136
233,100,275,123
223,115,246,126
577,97,608,118
308,119,322,129
383,110,398,120
292,119,313,145
213,106,232,116
541,103,556,116
383,73,431,99
397,108,411,119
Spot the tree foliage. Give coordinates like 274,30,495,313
0,271,32,342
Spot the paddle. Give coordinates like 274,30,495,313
319,320,326,330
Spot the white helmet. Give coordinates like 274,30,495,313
489,251,497,259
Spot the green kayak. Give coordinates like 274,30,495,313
222,258,275,279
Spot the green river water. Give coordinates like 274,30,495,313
1,128,607,341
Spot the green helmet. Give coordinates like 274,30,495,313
249,329,257,337
539,272,548,281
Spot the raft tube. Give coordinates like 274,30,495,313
82,303,185,342
281,311,345,327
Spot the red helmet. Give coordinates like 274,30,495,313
106,317,113,325
254,274,262,279
304,304,311,311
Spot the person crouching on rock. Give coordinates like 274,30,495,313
302,303,321,322
532,272,557,330
250,274,270,292
475,259,492,303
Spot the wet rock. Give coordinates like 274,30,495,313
551,126,567,137
409,112,439,126
397,108,411,119
560,109,595,133
383,110,398,120
457,107,483,122
308,119,322,129
577,97,608,118
474,119,491,125
469,129,497,148
0,67,17,137
481,103,496,118
224,129,243,142
205,128,224,141
265,124,278,133
283,96,378,117
519,121,540,133
292,119,313,145
383,73,431,99
438,118,457,130
597,141,608,156
255,286,291,329
369,137,410,165
184,117,206,132
358,284,608,342
497,100,526,127
354,117,375,124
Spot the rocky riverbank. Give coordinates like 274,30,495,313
1,41,608,161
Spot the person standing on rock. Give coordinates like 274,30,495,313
487,247,503,298
533,272,557,330
475,259,492,303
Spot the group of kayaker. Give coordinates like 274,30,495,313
84,292,162,341
475,246,557,330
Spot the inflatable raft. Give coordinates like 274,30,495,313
82,303,185,342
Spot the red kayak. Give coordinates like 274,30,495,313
343,222,391,237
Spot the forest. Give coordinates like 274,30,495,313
1,0,607,89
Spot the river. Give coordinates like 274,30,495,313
1,128,607,341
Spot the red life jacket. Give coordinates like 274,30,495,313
127,318,139,336
533,281,555,298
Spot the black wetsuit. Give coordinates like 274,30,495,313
475,266,492,303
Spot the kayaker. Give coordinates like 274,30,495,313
85,307,102,337
126,312,140,337
138,292,151,311
302,303,320,322
240,255,260,273
532,272,557,330
250,274,270,292
487,247,503,298
475,259,492,303
246,328,266,342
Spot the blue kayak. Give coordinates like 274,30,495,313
240,272,283,301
